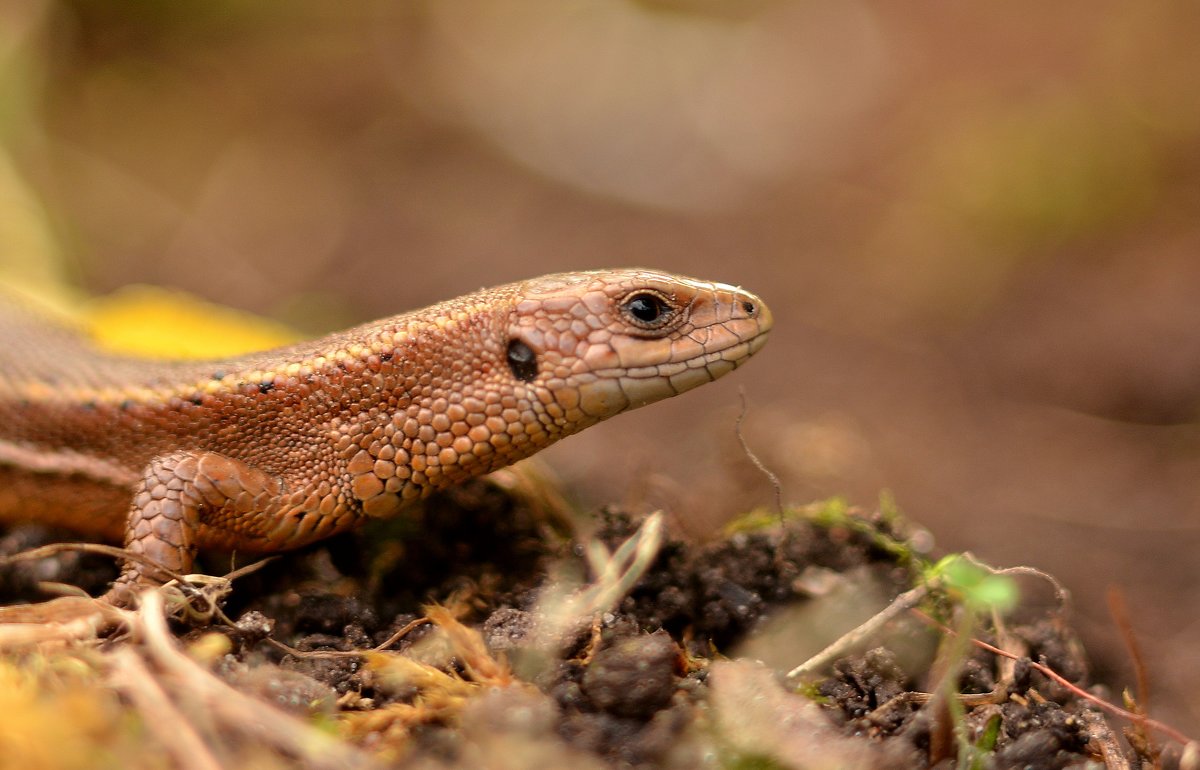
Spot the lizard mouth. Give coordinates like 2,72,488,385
580,310,772,416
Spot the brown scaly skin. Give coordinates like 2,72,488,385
0,269,771,602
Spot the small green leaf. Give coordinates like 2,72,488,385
935,555,1019,613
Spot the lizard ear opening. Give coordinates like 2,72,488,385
506,338,538,382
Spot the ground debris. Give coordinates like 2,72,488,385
0,482,1161,768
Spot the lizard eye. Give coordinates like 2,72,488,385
620,291,675,329
506,338,538,382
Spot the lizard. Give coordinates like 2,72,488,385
0,268,771,604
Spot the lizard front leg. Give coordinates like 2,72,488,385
106,450,319,604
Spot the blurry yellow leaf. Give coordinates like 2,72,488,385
0,655,127,770
84,285,301,359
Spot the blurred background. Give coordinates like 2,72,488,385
3,0,1199,733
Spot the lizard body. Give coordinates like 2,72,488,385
0,269,771,597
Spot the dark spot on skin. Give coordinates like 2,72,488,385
259,381,275,395
507,339,538,382
190,396,203,406
120,400,133,410
379,351,393,363
211,370,226,381
82,400,97,411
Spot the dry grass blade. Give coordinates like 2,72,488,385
0,596,128,645
424,605,513,685
133,590,377,770
366,652,477,698
0,542,188,584
786,582,930,681
579,510,663,616
107,648,224,770
530,511,665,652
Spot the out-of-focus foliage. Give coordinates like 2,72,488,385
398,0,884,211
0,655,137,770
84,285,300,358
0,2,66,299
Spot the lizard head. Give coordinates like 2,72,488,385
503,268,772,431
335,268,772,514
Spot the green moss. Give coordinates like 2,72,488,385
719,752,791,770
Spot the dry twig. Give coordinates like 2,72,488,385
786,582,930,681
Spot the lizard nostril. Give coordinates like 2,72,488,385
742,300,756,317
